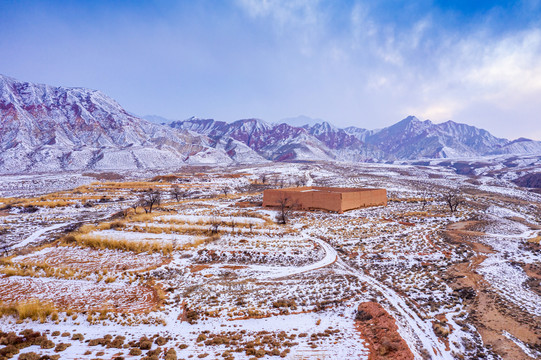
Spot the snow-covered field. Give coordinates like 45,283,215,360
1,159,540,359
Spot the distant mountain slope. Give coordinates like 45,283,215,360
142,114,176,124
2,74,540,174
279,115,324,127
170,118,335,161
171,115,539,162
0,74,230,173
362,116,510,159
490,137,541,155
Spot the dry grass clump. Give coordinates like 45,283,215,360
0,261,88,281
97,220,127,231
1,197,75,209
0,329,55,359
127,212,167,222
23,200,74,208
0,299,57,322
93,181,167,190
62,233,173,255
528,234,541,244
181,234,220,250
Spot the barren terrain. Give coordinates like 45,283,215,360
0,159,540,359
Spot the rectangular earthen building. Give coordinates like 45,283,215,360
263,186,387,213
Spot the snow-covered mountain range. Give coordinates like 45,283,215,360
1,74,540,174
0,74,238,173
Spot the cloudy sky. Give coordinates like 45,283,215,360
1,0,541,139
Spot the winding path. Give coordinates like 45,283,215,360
335,258,452,360
11,221,74,250
273,234,453,359
264,237,338,279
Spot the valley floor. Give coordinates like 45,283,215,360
0,160,540,360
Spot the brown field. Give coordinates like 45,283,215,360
13,246,169,273
0,276,158,313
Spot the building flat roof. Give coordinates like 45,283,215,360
268,186,384,194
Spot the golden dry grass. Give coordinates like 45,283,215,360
0,261,88,280
91,181,170,190
64,233,174,255
0,299,57,322
0,196,74,208
25,200,75,208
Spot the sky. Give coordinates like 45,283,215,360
1,0,541,140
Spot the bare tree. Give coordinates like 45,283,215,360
130,202,140,214
170,185,184,202
277,196,296,225
443,191,464,213
222,187,230,197
209,216,221,234
140,188,161,213
260,174,267,184
419,189,434,211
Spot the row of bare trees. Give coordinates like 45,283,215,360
259,174,309,188
418,189,465,213
132,185,193,214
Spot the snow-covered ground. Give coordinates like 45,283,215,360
1,160,540,359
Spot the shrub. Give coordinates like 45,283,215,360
71,333,84,341
139,340,152,350
165,348,177,360
18,352,40,360
54,343,71,352
155,336,167,346
0,345,19,358
108,336,125,348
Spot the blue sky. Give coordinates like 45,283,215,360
1,0,541,139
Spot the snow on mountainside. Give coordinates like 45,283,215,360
1,74,540,174
361,116,512,159
142,114,176,124
171,115,535,163
170,118,337,161
490,137,541,155
0,74,230,173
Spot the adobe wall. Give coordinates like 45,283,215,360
340,188,387,211
263,187,387,213
262,189,343,212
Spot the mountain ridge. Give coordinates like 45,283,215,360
1,74,541,174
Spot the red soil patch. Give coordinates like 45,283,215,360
13,246,169,273
0,276,158,313
189,264,211,273
221,265,247,270
354,302,414,360
446,220,541,359
234,201,262,208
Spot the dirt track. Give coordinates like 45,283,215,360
445,221,541,360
